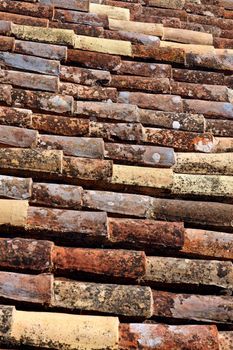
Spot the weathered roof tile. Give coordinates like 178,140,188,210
31,182,83,209
0,174,31,199
38,135,104,158
53,279,153,317
63,156,112,180
40,0,89,12
118,92,183,112
12,24,76,46
105,143,175,166
145,256,233,288
108,218,184,247
0,148,63,174
12,89,74,114
111,164,173,188
0,52,60,76
14,40,67,60
0,125,38,147
0,69,59,92
0,237,53,272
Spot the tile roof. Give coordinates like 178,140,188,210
0,0,232,349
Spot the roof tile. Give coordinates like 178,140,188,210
111,164,173,188
63,156,112,180
0,237,53,272
31,182,83,209
53,279,153,317
14,40,67,60
0,125,38,147
52,246,146,278
145,256,233,288
0,148,63,174
0,174,32,199
40,0,89,12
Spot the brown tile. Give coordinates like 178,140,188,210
119,324,219,350
140,109,205,132
118,92,183,112
0,36,14,51
60,65,111,85
109,75,170,93
14,40,67,60
75,101,140,122
52,246,146,279
31,183,83,209
184,99,233,119
0,272,52,304
0,106,30,129
0,237,53,272
114,60,172,78
63,156,112,180
38,135,104,158
27,207,108,238
12,89,73,114
153,290,233,322
0,11,48,26
144,127,214,152
182,228,233,260
108,218,184,248
0,69,59,92
105,143,175,167
54,8,108,27
67,49,121,70
0,0,54,19
31,114,89,136
89,121,143,141
150,197,233,230
59,82,118,101
40,0,89,12
82,189,151,217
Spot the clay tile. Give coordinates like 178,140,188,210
31,183,83,209
153,290,233,323
40,0,89,12
0,271,52,304
119,324,219,350
89,3,130,21
0,20,12,35
0,237,53,272
0,148,63,174
52,246,146,279
53,279,153,317
108,218,184,248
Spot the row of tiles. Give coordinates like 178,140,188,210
0,20,233,69
0,305,231,350
1,62,233,106
2,123,233,163
1,0,233,47
1,201,233,259
0,235,233,288
1,104,233,142
1,270,233,321
1,83,233,126
0,149,233,196
1,177,232,232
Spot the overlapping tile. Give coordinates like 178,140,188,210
0,0,233,348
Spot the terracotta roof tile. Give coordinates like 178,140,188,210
14,39,67,60
53,279,153,317
40,0,90,12
0,0,232,345
0,52,60,75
